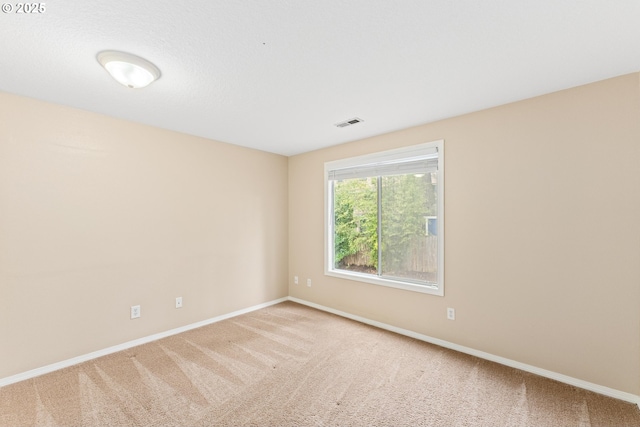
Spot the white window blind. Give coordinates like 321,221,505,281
327,154,438,181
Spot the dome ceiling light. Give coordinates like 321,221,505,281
97,51,161,89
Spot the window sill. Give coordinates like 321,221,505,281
325,269,443,296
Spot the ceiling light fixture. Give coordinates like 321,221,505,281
97,51,161,89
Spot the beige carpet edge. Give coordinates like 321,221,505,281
0,297,289,389
2,295,637,410
287,296,640,408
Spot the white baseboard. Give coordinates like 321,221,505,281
3,295,639,409
288,296,640,408
0,297,288,388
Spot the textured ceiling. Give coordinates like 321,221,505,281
1,1,639,156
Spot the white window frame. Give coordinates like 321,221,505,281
324,140,444,296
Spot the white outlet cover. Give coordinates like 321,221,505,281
131,305,141,319
447,307,455,320
307,279,312,287
176,297,183,308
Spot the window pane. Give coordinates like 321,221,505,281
325,141,443,295
333,177,378,275
380,172,438,283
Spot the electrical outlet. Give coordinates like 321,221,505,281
307,278,311,287
131,305,141,319
447,307,455,320
175,297,183,309
294,276,298,285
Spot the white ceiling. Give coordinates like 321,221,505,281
1,1,639,156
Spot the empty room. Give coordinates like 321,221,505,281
1,1,640,426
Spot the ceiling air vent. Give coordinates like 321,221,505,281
335,117,364,128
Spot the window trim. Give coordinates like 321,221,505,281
324,140,444,296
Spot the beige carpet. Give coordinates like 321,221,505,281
1,301,639,427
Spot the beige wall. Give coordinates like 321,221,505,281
0,92,289,379
289,73,640,395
